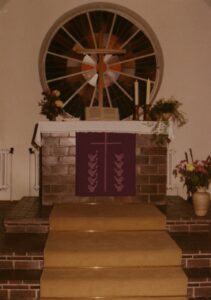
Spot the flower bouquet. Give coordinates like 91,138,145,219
39,89,64,121
173,150,211,215
173,149,211,195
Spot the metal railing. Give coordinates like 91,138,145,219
28,148,40,195
0,148,14,199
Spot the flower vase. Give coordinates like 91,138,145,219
192,187,210,217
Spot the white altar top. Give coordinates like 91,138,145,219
34,120,172,147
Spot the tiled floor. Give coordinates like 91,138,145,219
0,199,47,255
171,232,211,254
0,269,41,281
4,195,211,223
159,196,211,220
0,232,46,253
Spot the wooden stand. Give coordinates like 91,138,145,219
142,104,151,121
133,105,140,120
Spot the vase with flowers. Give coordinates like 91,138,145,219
173,149,211,216
39,89,64,121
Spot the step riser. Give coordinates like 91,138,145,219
188,285,211,298
182,255,211,269
5,222,211,234
2,254,211,270
4,197,211,234
40,267,187,298
167,222,211,233
44,231,182,268
40,298,188,300
1,281,211,299
0,281,39,300
41,286,187,298
4,223,49,234
0,253,43,270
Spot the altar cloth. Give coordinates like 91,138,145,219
76,132,136,196
33,120,170,147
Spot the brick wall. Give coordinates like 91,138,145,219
41,133,167,205
135,135,167,203
0,252,43,270
0,279,40,300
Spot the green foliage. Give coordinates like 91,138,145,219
149,97,187,127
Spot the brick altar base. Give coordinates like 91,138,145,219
41,134,167,205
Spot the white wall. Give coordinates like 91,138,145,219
0,0,210,200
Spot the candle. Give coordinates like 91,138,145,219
134,80,139,106
185,152,189,162
146,78,151,105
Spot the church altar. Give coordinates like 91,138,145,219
34,120,171,147
34,120,169,205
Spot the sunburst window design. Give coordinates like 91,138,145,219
39,3,163,120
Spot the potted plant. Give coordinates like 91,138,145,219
149,97,187,126
173,150,211,216
39,89,64,121
148,97,187,145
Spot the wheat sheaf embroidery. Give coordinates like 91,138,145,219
87,151,98,193
114,153,125,192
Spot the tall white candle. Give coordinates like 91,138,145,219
146,78,151,105
134,80,139,106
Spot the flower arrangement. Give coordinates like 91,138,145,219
148,97,187,145
173,149,211,195
149,97,187,127
39,89,64,120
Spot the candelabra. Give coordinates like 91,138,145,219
133,105,140,120
133,103,152,121
141,104,151,121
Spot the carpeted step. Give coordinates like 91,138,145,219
42,201,187,299
40,266,187,298
44,231,182,268
49,202,166,231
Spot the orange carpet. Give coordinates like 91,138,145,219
40,201,187,300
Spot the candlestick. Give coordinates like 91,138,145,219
134,80,139,106
146,78,151,105
185,152,189,162
133,105,139,121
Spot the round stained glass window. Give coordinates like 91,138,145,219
39,3,163,119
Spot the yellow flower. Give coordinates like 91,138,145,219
186,163,195,171
51,89,61,97
55,100,63,108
